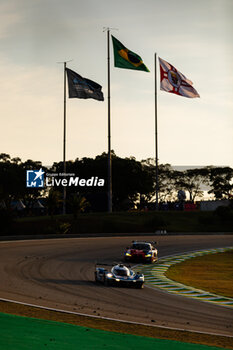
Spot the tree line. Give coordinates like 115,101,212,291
0,152,232,213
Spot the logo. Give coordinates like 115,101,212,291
168,70,181,88
26,169,45,188
26,170,105,188
118,49,143,67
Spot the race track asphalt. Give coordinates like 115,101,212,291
0,234,233,336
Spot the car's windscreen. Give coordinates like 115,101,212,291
132,243,150,251
114,269,128,276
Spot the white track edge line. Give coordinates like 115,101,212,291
0,297,232,339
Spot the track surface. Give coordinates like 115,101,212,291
0,235,233,336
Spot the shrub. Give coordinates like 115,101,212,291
214,206,233,221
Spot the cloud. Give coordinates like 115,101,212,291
0,2,22,39
0,0,232,167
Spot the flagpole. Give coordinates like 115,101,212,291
107,28,112,213
155,53,159,210
63,61,67,215
58,59,72,215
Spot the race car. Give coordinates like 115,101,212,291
124,241,158,263
95,263,144,288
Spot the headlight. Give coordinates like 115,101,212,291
125,253,131,256
145,254,152,257
115,278,120,282
106,273,113,278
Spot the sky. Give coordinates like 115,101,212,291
0,0,232,167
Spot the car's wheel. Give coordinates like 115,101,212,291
104,275,109,286
94,272,98,283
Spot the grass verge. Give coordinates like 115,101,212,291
0,301,232,349
165,251,233,298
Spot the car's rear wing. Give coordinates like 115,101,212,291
95,262,131,268
95,262,113,267
132,240,157,245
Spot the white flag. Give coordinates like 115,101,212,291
159,57,200,98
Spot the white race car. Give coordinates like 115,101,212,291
95,263,144,288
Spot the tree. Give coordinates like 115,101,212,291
140,161,180,204
208,167,233,200
111,154,154,210
158,164,177,202
173,168,209,202
68,193,90,218
0,154,25,206
46,189,62,217
0,153,11,162
51,152,155,211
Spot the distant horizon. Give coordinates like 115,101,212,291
43,164,230,169
1,152,230,169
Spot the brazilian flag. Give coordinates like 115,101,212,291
111,35,150,72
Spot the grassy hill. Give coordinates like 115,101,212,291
1,210,233,236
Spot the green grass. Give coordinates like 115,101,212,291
1,210,233,236
0,312,228,350
165,251,233,298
